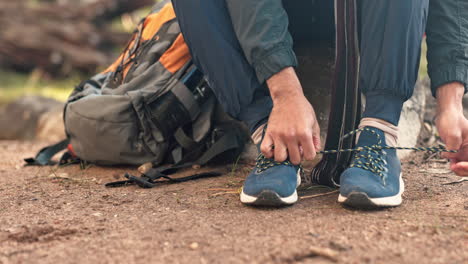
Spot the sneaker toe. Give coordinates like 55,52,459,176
243,166,298,198
340,167,400,198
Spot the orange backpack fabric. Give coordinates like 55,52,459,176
105,3,191,80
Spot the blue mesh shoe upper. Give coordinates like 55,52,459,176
340,127,402,198
242,153,301,198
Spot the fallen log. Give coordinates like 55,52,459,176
0,0,154,76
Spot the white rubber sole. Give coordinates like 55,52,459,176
338,173,405,208
240,169,301,206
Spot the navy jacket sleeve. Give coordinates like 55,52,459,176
225,0,297,83
426,0,468,96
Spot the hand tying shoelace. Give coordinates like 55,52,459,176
256,127,456,174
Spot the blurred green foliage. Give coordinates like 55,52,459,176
419,39,428,78
0,70,80,104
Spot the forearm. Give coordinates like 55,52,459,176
436,82,465,113
266,67,304,102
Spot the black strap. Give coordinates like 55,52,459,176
58,151,81,166
310,0,360,187
174,128,197,150
195,130,241,165
171,146,183,164
105,129,244,188
24,139,70,166
105,170,222,188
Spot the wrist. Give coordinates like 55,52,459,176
267,67,304,101
436,82,464,113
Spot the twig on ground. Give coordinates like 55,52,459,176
442,177,468,185
432,175,449,179
300,190,339,200
426,159,448,164
298,185,335,191
308,246,339,262
210,191,239,197
208,187,242,197
424,152,438,161
420,168,451,174
290,246,339,263
206,188,239,192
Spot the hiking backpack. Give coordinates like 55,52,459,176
26,1,249,187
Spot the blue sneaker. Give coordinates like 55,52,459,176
240,150,302,206
338,127,404,208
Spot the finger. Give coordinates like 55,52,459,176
260,133,274,158
450,159,458,171
312,121,322,151
299,133,316,161
286,140,302,165
449,158,459,166
274,139,288,162
450,161,468,176
442,132,462,159
442,151,459,160
454,143,468,161
313,135,322,152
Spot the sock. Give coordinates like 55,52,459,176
357,118,398,147
251,123,266,145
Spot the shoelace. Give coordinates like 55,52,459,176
256,154,294,173
255,127,457,174
341,128,388,183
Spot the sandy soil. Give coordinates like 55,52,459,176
0,141,466,264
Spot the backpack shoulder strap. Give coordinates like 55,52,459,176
24,139,70,166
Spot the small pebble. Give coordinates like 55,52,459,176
190,242,199,250
138,162,153,174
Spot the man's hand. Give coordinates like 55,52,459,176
261,67,321,165
435,82,468,176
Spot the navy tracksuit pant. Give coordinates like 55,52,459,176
172,0,429,133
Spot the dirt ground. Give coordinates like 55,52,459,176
0,141,466,264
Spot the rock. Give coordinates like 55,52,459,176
189,242,199,250
0,96,64,140
138,162,153,174
397,77,427,159
36,108,66,142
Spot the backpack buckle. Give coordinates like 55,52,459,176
125,173,156,189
